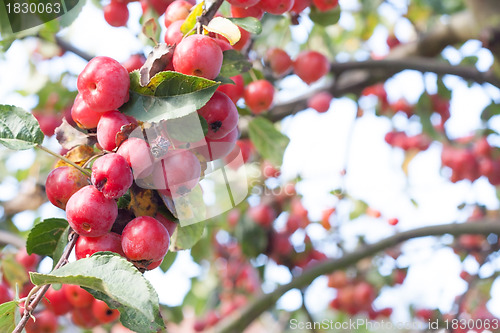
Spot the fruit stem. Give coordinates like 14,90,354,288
35,144,91,177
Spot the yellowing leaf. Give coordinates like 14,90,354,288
203,17,241,45
402,149,419,176
181,1,204,35
55,145,95,168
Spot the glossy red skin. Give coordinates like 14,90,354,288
213,37,233,51
43,285,74,315
258,0,294,14
248,204,276,227
64,285,95,308
152,149,201,197
142,0,174,15
116,137,154,179
121,216,170,262
233,27,251,51
121,54,146,73
77,56,130,112
231,4,263,19
266,48,292,76
217,75,245,104
163,0,191,27
312,0,338,11
291,0,311,13
227,0,259,7
173,35,223,80
66,185,118,237
97,111,135,151
155,213,177,236
71,305,100,329
191,126,238,161
164,19,184,45
91,153,133,199
146,258,163,270
15,248,41,272
75,232,125,260
307,91,332,113
244,79,274,114
197,91,239,140
104,1,129,27
45,166,89,210
92,299,120,324
33,112,62,137
25,310,58,333
71,94,103,129
293,51,330,84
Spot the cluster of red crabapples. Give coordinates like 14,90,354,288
109,0,333,115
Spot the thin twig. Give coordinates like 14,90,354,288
12,231,79,333
35,144,91,177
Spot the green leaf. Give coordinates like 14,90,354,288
122,71,219,123
248,117,290,166
416,93,438,139
227,17,262,34
30,253,165,333
26,218,69,259
481,103,500,122
436,78,452,100
159,250,177,272
0,105,44,150
0,301,17,332
1,255,29,288
309,6,341,26
169,221,206,251
142,18,159,43
220,50,252,77
349,199,368,220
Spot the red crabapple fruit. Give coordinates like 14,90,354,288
91,153,133,199
45,166,89,210
77,56,130,112
164,0,192,27
66,185,118,237
43,285,73,315
121,216,170,262
192,126,238,161
227,0,259,7
121,54,146,73
217,75,245,104
197,91,239,140
116,137,155,179
244,80,274,114
25,310,58,333
258,0,294,15
64,285,95,308
266,48,292,76
104,1,129,27
92,299,120,324
75,232,125,260
97,111,136,151
308,91,333,113
71,94,103,129
151,149,201,197
173,35,223,80
164,20,184,45
231,4,264,19
312,0,339,12
248,204,276,228
293,51,330,84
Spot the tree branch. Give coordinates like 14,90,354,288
12,231,79,333
54,35,93,62
214,220,500,333
0,230,25,248
267,57,500,122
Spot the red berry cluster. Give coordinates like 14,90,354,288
328,271,392,319
384,131,431,151
441,136,500,184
